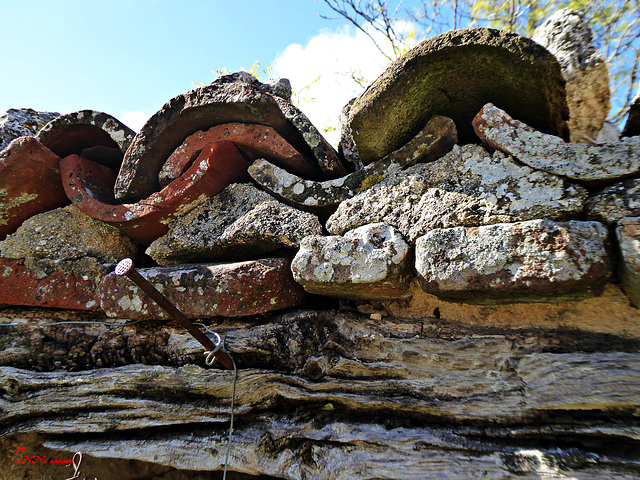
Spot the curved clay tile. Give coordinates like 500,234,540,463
35,110,135,168
115,77,347,203
61,140,250,245
159,122,319,187
341,27,569,164
0,137,67,240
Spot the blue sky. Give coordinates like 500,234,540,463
4,1,624,143
0,0,416,141
0,1,331,119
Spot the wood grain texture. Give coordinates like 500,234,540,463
1,307,639,479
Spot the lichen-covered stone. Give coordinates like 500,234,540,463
341,27,568,163
115,73,345,202
584,178,640,225
415,219,610,303
326,144,587,243
291,222,411,300
622,86,640,137
99,257,305,319
0,108,59,152
61,140,250,246
146,183,322,265
0,136,67,240
0,205,137,263
533,9,611,143
249,115,457,215
262,77,292,102
473,103,640,184
616,217,640,307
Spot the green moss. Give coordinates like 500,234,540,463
349,30,568,162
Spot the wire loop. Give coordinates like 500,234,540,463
203,330,224,366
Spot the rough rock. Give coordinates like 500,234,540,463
273,93,350,174
473,102,640,184
0,136,68,240
291,222,412,300
340,27,568,164
35,110,135,170
0,205,137,263
621,85,640,137
61,140,250,245
99,257,305,319
249,115,458,215
115,74,346,202
596,122,620,143
415,219,610,303
616,217,640,307
326,144,587,243
262,77,292,102
533,9,611,143
585,178,640,225
0,197,132,311
0,108,59,151
0,257,106,310
159,122,319,187
337,98,361,170
147,183,322,264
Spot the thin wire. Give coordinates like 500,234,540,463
0,319,148,327
223,352,237,480
3,318,238,477
200,323,238,480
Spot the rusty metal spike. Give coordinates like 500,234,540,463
115,258,234,370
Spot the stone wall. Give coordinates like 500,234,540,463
1,14,639,480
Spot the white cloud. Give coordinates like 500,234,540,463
120,110,150,133
270,24,416,146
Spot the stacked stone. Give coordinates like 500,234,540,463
0,73,342,317
290,19,640,310
3,14,640,480
2,13,640,321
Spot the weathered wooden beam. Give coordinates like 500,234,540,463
2,308,639,478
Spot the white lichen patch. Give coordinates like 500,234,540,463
117,294,145,313
311,262,334,282
475,103,640,181
416,219,609,296
292,182,305,195
322,176,348,189
327,144,587,242
303,131,321,148
292,223,410,288
108,128,127,146
122,210,137,221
